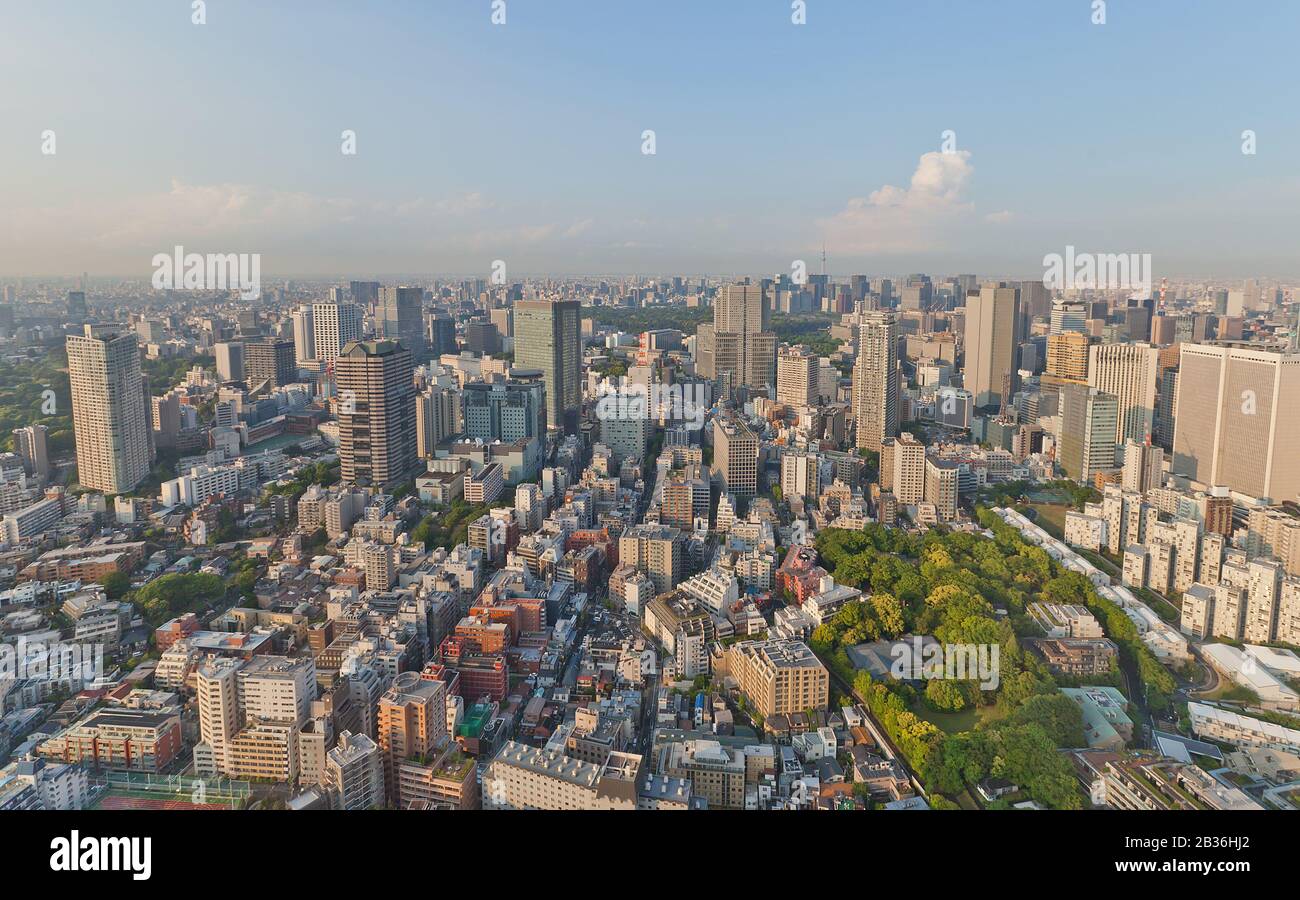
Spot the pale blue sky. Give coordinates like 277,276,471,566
2,0,1298,278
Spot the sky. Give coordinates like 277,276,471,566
2,0,1299,280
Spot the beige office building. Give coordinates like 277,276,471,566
882,432,925,505
962,284,1020,409
312,301,363,366
1046,331,1090,384
195,657,243,773
1172,345,1300,503
698,281,777,393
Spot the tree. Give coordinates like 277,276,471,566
100,571,131,599
924,678,967,712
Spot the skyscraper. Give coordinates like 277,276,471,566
963,284,1021,409
1088,342,1160,446
349,281,381,308
1049,299,1088,335
291,305,315,365
700,280,777,394
66,291,88,324
776,345,818,407
12,424,50,481
428,315,457,357
215,341,245,382
66,324,151,494
1045,331,1091,384
415,384,462,457
514,299,580,433
852,311,900,453
335,340,418,488
1059,385,1120,483
313,302,364,367
378,287,426,361
1172,344,1300,501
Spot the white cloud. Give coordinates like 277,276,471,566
818,150,977,255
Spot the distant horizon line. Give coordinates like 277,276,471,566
3,270,1298,286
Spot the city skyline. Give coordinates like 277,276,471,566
3,0,1300,279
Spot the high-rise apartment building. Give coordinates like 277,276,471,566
776,345,819,407
963,284,1020,409
779,450,820,502
882,432,926,504
377,672,448,804
312,302,364,367
415,384,462,457
325,731,385,811
336,340,418,488
238,656,316,726
66,324,151,494
721,639,829,718
1089,342,1160,445
12,424,50,481
925,457,960,521
1172,344,1300,501
195,657,243,774
852,311,900,452
618,524,684,594
1121,440,1164,493
514,300,581,433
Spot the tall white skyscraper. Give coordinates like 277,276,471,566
313,302,364,367
66,324,151,494
291,305,315,365
1088,342,1160,445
